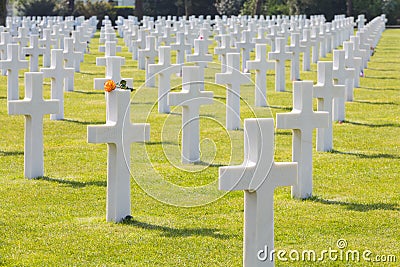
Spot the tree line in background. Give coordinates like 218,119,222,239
1,0,399,26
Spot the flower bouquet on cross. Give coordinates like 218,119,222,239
104,80,134,92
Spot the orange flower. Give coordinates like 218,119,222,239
104,80,117,92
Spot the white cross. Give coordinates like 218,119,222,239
138,36,158,87
356,15,366,30
99,39,122,54
350,36,368,70
63,37,83,92
94,56,133,90
12,27,30,58
0,44,29,100
158,26,175,46
71,30,87,54
148,46,182,114
214,34,238,73
310,27,320,63
236,30,255,71
324,22,333,54
318,24,327,58
41,49,75,120
219,118,297,267
276,81,329,199
96,41,123,67
171,31,191,65
286,32,307,81
63,37,83,72
131,29,147,61
300,28,313,71
343,41,362,88
22,35,45,72
138,35,157,70
313,62,345,152
268,37,292,92
0,31,12,75
168,66,214,164
246,44,275,107
51,25,64,49
215,53,251,130
253,27,269,44
8,72,60,179
332,49,355,122
267,25,279,52
88,89,150,222
187,38,213,91
40,28,56,68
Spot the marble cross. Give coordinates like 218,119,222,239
214,34,238,73
8,72,60,179
138,36,158,87
94,56,133,90
186,38,213,91
148,46,182,113
246,44,275,107
268,38,292,92
310,27,320,64
236,30,255,71
276,81,329,199
87,89,150,222
300,28,312,71
40,28,56,68
40,49,74,120
219,118,297,267
286,33,307,81
332,49,355,122
168,66,214,164
216,53,251,130
22,35,45,72
63,37,83,92
171,31,191,66
0,43,29,100
313,62,345,152
0,31,12,75
343,41,362,88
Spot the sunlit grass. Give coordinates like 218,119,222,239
0,29,399,266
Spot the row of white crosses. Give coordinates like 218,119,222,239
0,16,97,180
3,15,386,267
118,13,357,104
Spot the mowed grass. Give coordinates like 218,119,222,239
0,28,399,266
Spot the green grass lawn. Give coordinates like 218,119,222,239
0,28,399,266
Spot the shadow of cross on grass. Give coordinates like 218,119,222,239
343,120,400,128
36,176,107,188
121,217,234,239
0,150,24,156
328,149,400,159
307,196,400,212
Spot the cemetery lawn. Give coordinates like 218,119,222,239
0,29,399,266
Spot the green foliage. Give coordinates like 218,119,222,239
287,0,347,20
241,0,289,16
142,0,180,17
16,0,57,16
215,0,245,16
0,0,8,25
114,6,135,18
353,0,382,22
72,0,116,28
141,0,217,17
382,0,400,24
